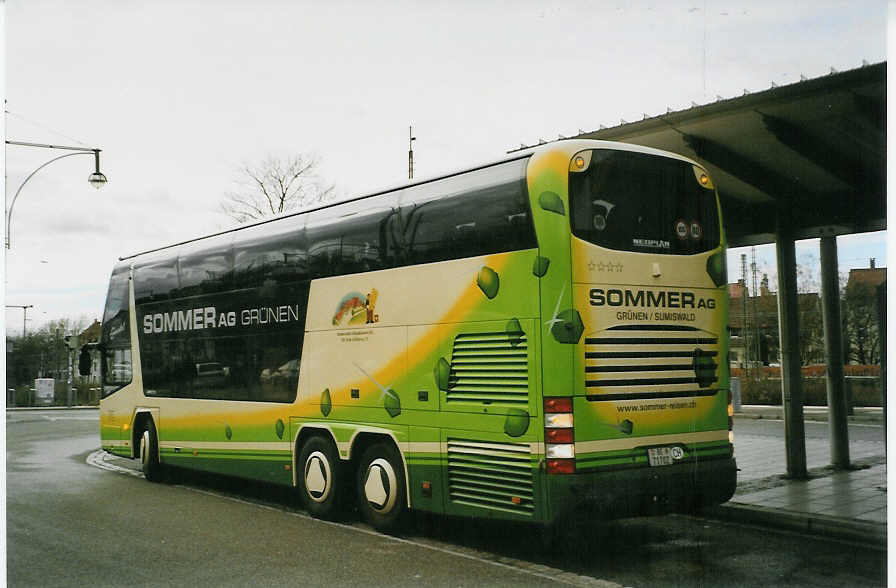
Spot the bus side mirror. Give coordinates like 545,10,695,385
79,347,92,376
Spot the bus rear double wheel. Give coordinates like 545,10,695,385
298,435,342,519
356,442,406,532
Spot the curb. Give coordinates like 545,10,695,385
701,502,886,548
6,406,99,411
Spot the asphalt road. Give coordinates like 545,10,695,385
734,417,886,443
7,409,887,587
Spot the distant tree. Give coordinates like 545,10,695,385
6,316,92,388
795,255,824,365
220,154,335,224
843,281,880,364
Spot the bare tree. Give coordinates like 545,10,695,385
221,154,335,223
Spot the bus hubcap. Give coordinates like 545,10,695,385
364,458,397,513
304,451,331,502
140,431,150,465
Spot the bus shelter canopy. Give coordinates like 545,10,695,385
515,62,886,247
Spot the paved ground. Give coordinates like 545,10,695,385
6,408,887,587
718,414,887,543
733,417,886,482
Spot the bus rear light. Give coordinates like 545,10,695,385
729,431,735,444
545,428,574,444
546,443,575,459
727,389,733,431
546,458,575,475
544,397,573,413
544,413,574,428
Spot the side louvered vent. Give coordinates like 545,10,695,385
447,439,534,515
447,332,529,404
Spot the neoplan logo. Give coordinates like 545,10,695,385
589,288,716,309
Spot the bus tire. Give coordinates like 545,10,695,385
139,420,163,483
356,442,406,532
298,435,341,519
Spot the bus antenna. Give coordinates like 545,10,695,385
408,126,416,179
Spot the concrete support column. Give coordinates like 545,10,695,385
775,207,807,478
820,235,850,468
877,282,886,452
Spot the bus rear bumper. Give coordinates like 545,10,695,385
547,456,737,523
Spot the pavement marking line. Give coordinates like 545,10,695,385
737,418,885,428
86,449,620,588
86,449,144,478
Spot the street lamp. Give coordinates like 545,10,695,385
5,140,108,248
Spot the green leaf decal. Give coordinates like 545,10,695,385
434,357,451,391
320,388,332,417
693,349,718,388
384,389,401,418
224,424,233,440
538,191,565,215
532,256,550,277
503,408,530,437
476,266,499,299
550,309,584,344
505,318,524,348
275,419,285,439
617,419,634,435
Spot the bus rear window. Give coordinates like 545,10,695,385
569,149,720,255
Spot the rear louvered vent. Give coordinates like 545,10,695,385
447,332,529,405
447,439,534,515
585,324,719,401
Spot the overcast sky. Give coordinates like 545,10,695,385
3,1,888,336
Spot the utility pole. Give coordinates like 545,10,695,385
6,304,33,336
740,254,749,379
750,247,761,365
408,126,416,179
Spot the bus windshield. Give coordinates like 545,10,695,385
569,149,720,255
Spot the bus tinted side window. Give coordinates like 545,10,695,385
233,217,307,290
136,276,308,404
133,256,178,305
101,267,132,397
307,193,402,278
178,236,234,297
399,158,535,264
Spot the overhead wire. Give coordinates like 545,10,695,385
4,109,89,147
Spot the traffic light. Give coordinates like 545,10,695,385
63,334,79,351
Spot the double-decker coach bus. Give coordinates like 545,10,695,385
95,139,735,532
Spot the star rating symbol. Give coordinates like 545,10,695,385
589,260,624,272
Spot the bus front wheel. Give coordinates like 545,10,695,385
356,442,406,532
139,420,163,483
298,435,342,519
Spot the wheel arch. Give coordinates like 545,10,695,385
130,407,160,460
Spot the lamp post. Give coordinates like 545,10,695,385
5,304,33,336
5,140,107,249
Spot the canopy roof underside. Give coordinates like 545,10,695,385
514,62,886,247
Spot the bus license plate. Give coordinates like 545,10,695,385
647,447,674,467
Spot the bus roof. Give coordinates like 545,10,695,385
118,139,700,262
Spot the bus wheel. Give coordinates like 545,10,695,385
139,420,163,483
356,443,406,532
298,436,341,519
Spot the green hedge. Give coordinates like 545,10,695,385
739,377,883,407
